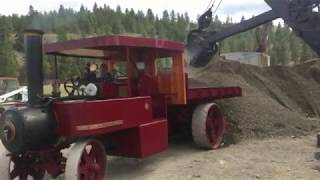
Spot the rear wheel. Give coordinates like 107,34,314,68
192,103,225,149
65,139,107,180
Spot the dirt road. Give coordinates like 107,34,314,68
2,130,319,180
107,135,320,180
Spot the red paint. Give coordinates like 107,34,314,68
151,95,168,118
100,83,118,98
109,119,168,158
78,141,106,180
45,36,184,57
206,104,225,149
126,48,134,97
185,72,241,102
187,87,242,102
139,119,168,157
137,75,159,96
53,97,153,136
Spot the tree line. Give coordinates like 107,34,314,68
0,3,317,81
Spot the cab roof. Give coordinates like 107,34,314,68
44,35,185,59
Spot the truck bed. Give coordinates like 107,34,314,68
187,87,242,102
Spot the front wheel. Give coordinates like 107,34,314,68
192,103,225,149
65,139,107,180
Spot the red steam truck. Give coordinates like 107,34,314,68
0,30,241,179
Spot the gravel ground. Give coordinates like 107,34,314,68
107,134,320,180
2,134,320,180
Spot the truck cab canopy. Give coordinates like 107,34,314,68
44,35,184,59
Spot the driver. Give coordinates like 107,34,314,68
84,63,98,82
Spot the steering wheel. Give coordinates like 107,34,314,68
112,69,128,81
64,77,82,96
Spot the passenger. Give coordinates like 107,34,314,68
83,63,91,79
98,63,107,78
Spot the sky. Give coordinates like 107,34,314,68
0,0,272,22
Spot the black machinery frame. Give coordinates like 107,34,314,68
187,0,320,67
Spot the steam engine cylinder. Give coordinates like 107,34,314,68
0,108,56,154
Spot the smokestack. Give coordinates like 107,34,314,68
24,29,44,106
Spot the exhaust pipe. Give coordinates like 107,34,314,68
24,29,44,106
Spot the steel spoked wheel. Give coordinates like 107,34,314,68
192,103,225,149
65,140,107,180
0,152,45,180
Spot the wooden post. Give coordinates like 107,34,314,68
126,47,133,97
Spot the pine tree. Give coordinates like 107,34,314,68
289,34,300,64
300,43,312,63
0,17,18,77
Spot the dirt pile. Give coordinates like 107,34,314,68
189,57,320,142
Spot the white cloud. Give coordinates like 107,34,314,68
0,0,270,22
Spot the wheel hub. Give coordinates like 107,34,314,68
205,105,225,149
3,120,16,143
66,140,107,180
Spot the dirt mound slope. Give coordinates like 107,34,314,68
189,57,320,142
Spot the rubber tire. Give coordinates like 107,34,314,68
192,103,225,149
65,139,107,180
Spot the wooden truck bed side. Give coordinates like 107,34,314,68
187,87,242,102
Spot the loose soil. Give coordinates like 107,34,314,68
107,135,320,180
189,58,320,143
